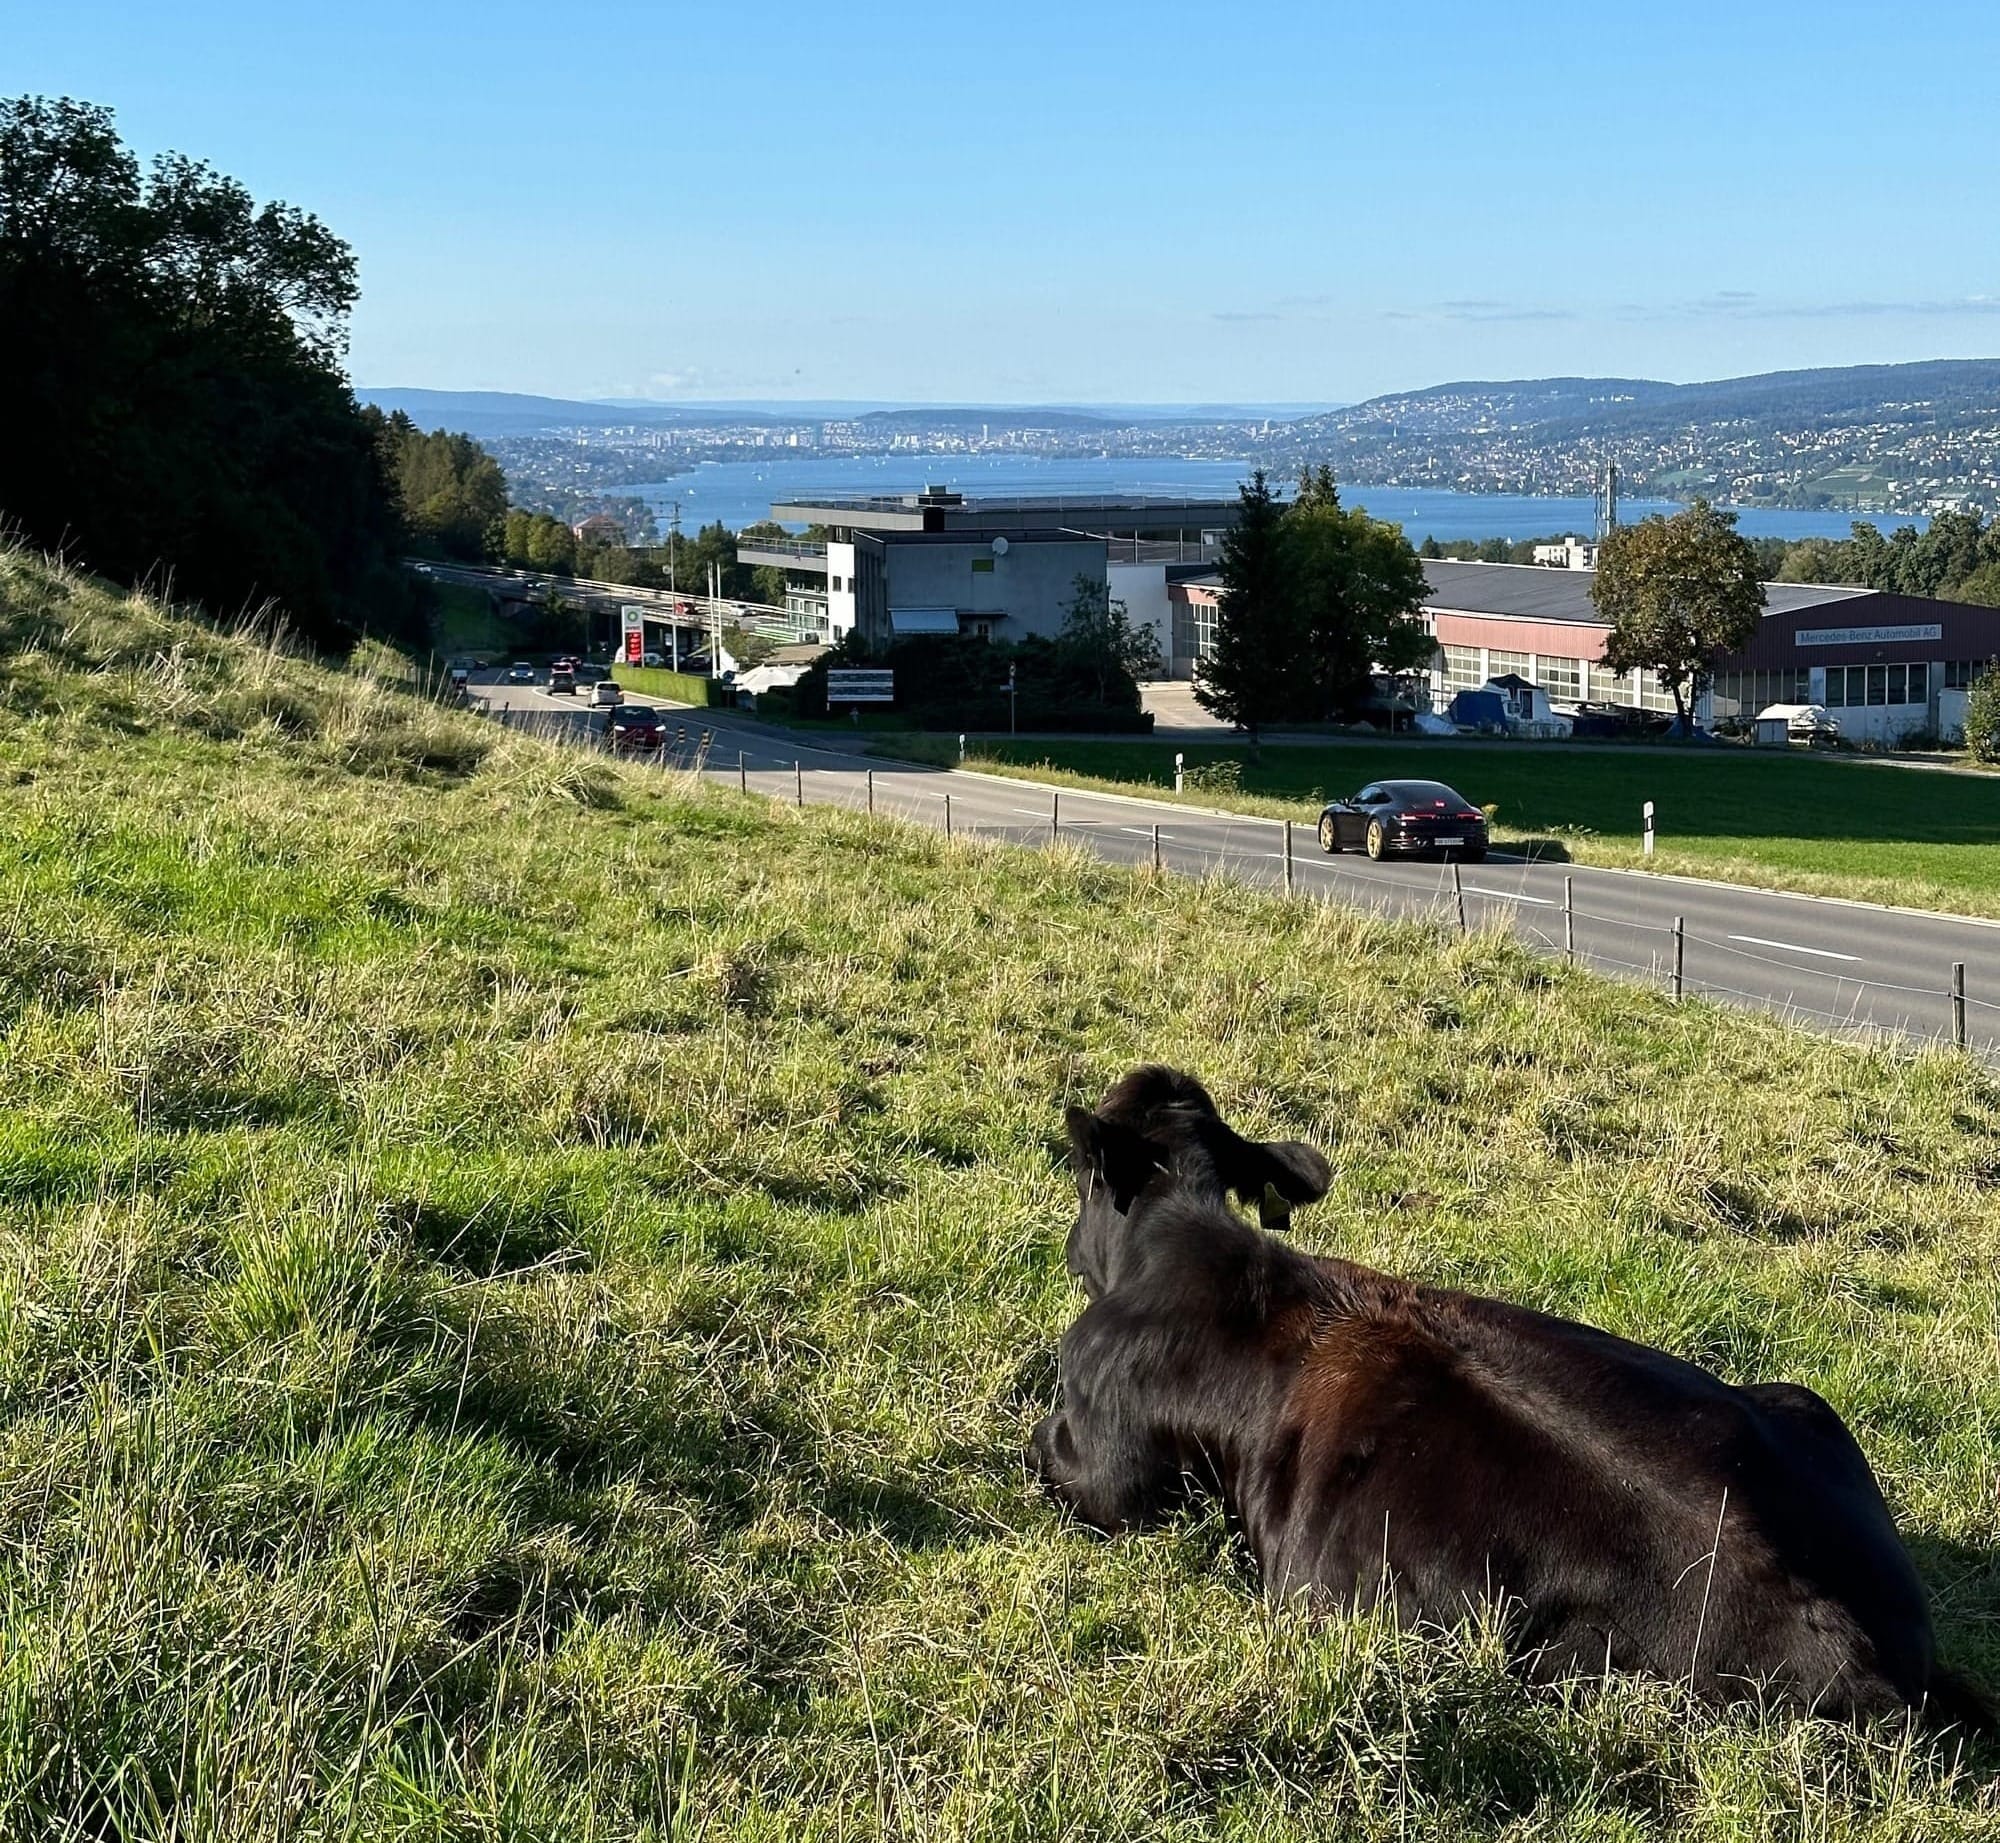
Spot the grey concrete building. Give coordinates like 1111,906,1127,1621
738,487,1239,649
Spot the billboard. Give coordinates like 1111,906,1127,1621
826,669,894,705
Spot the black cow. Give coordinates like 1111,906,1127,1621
1029,1065,1991,1730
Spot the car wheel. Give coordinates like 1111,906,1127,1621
1317,814,1339,854
1365,820,1387,860
1461,846,1487,863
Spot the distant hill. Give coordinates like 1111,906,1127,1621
1288,360,2000,442
355,390,792,436
1275,359,2000,514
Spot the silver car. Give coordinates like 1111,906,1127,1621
592,680,625,707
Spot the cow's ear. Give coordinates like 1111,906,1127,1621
1065,1105,1163,1212
1235,1134,1333,1231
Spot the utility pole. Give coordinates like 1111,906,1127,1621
668,502,682,672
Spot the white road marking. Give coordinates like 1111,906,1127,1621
1463,887,1557,906
1726,934,1861,963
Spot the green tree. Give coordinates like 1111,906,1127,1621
1963,664,2000,763
0,96,417,647
524,514,577,574
721,622,778,671
1056,576,1158,709
1955,563,2000,608
367,412,507,561
1775,536,1855,585
1193,471,1299,749
1592,499,1764,732
1282,467,1430,716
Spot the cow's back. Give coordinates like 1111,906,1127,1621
1241,1272,1932,1715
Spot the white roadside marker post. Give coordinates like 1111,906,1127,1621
1643,799,1656,858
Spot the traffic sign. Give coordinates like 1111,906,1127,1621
827,669,894,705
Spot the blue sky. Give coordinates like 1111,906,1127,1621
12,0,1999,404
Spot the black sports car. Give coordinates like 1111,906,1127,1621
1317,779,1488,861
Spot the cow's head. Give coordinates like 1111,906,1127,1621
1062,1066,1332,1297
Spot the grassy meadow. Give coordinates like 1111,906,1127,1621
880,737,2000,919
1,544,1999,1838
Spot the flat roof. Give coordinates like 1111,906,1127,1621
1420,559,1869,626
771,490,1243,535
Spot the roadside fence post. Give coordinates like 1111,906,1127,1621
1051,793,1060,843
795,761,803,807
1563,875,1575,963
1283,820,1294,893
1671,916,1685,1000
1451,858,1466,934
738,749,747,793
867,769,875,815
1952,962,1967,1050
1152,824,1161,873
943,792,952,838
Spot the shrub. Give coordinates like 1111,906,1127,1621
1963,662,2000,763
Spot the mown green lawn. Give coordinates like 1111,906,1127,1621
881,737,2000,918
1,546,1997,1838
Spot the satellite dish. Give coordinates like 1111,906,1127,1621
991,536,1009,556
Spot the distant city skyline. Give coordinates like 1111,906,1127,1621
13,0,2000,404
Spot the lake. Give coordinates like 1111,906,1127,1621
622,453,1922,543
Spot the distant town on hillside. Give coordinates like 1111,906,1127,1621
363,357,2000,523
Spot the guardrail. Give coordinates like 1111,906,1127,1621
469,699,2000,1060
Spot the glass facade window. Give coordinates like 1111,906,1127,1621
1441,644,1485,692
1172,597,1218,662
1638,670,1678,713
1710,670,1813,719
1536,655,1581,699
1486,650,1531,681
1824,663,1930,708
1944,660,1989,690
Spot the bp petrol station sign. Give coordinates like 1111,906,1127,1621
620,605,646,664
826,669,894,705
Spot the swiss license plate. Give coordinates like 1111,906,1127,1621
1434,835,1463,846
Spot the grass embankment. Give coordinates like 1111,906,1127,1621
2,544,1999,1837
427,580,517,663
883,736,2000,918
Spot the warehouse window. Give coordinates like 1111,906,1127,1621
1944,660,1989,689
1441,644,1485,692
1536,655,1581,699
1486,649,1531,681
1636,670,1678,713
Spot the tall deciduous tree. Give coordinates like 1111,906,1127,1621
0,96,417,647
1194,471,1298,749
1282,466,1432,715
1592,499,1765,732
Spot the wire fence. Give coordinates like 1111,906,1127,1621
474,698,2000,1060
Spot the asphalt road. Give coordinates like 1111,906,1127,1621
470,674,2000,1059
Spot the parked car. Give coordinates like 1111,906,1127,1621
506,662,536,684
605,705,665,753
548,663,577,694
1317,780,1488,861
641,650,665,668
592,679,625,707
